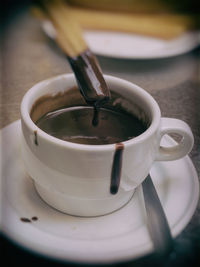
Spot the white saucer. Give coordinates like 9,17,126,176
42,21,200,59
0,120,199,264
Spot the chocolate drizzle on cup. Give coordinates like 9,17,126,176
110,143,124,194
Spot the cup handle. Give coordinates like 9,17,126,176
155,118,194,161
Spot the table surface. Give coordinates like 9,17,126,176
1,5,200,267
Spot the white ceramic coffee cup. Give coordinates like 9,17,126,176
21,74,194,216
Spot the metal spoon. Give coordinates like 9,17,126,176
142,174,174,256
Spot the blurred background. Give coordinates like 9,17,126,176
1,1,200,267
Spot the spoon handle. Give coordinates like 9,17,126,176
142,174,174,256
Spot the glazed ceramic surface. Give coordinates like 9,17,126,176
20,74,194,216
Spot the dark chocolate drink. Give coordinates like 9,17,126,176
36,106,147,145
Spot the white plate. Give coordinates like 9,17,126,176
0,120,199,264
42,21,200,59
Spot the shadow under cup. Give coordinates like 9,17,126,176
21,74,159,217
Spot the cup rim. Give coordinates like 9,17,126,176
21,74,161,152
